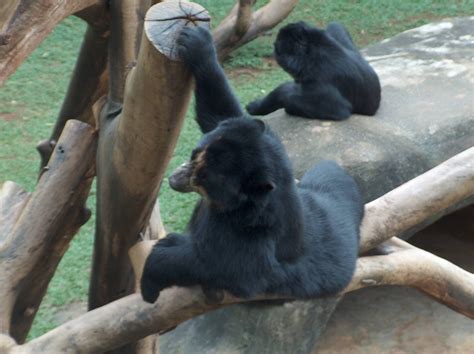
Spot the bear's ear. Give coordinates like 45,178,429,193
257,181,276,193
254,119,266,133
245,171,275,194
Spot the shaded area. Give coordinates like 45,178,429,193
315,206,474,354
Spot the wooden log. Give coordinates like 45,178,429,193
37,9,110,170
0,120,97,342
360,147,474,253
91,4,209,352
0,182,30,243
49,7,110,144
107,0,149,104
89,0,209,324
0,0,101,86
0,181,30,334
347,238,474,318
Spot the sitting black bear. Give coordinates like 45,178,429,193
246,21,381,120
140,25,364,303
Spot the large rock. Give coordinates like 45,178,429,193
161,17,474,354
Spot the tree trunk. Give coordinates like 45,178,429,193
89,1,209,352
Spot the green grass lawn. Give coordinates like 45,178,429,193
1,0,473,339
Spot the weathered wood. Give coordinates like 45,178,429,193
360,147,474,253
129,240,156,285
0,120,97,342
89,6,205,353
0,182,30,334
51,8,110,141
213,0,255,58
38,6,110,170
89,0,209,330
107,0,150,104
0,0,20,29
0,0,101,86
213,0,299,60
348,238,474,318
0,182,30,243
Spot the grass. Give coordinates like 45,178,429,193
1,0,473,340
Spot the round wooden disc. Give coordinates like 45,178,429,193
145,0,211,61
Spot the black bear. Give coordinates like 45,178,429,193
140,26,364,303
246,21,381,120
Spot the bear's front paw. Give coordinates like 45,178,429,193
157,233,186,248
140,275,163,303
246,100,263,115
177,26,215,65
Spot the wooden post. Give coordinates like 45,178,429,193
89,1,209,352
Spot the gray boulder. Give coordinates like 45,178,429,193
161,17,474,354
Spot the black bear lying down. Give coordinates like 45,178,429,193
246,21,381,120
140,26,364,303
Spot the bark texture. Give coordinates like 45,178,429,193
0,120,97,343
88,2,209,353
349,238,474,318
359,146,474,253
89,0,207,313
37,3,110,170
213,0,299,60
0,0,101,86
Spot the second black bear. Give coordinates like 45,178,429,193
140,26,364,303
246,21,381,120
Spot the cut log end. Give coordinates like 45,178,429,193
144,0,210,61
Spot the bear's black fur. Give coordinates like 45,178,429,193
140,26,364,303
246,21,381,120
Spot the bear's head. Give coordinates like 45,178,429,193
169,118,276,211
274,21,327,81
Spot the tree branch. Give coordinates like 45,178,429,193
37,3,110,170
0,0,101,86
347,238,474,318
5,148,472,353
213,0,299,61
0,120,97,342
359,147,474,253
107,0,147,104
213,0,255,58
